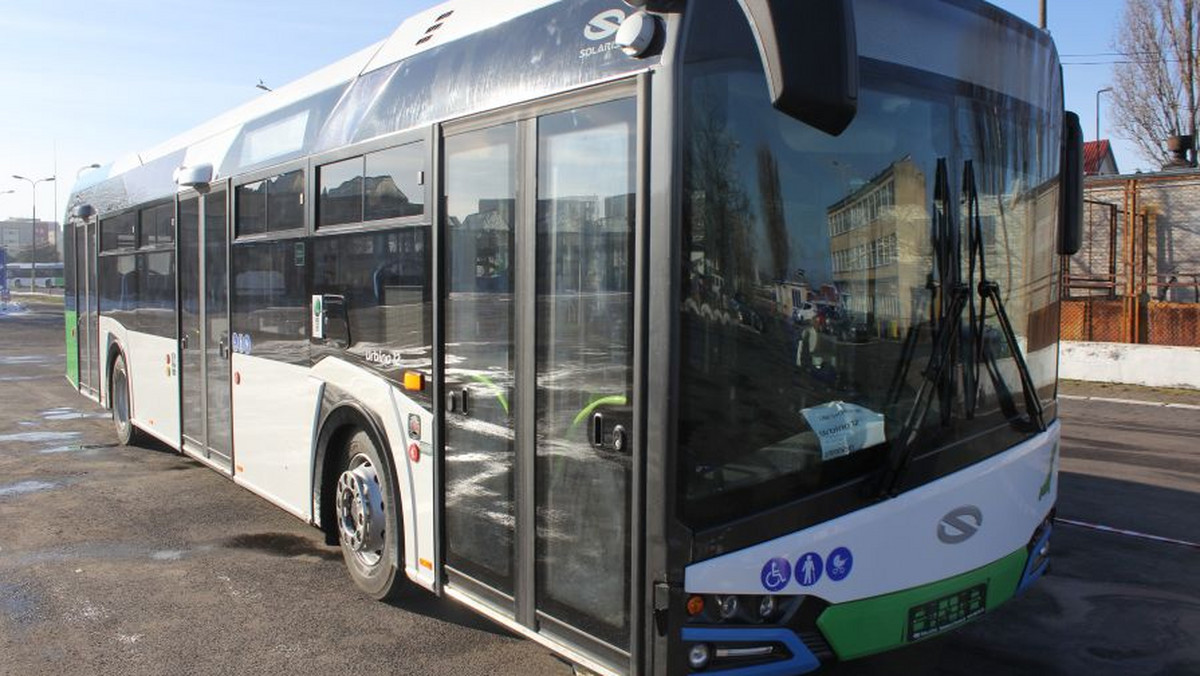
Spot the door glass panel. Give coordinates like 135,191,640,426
76,225,92,392
444,123,518,594
179,197,203,446
204,190,231,459
86,222,100,392
534,99,636,648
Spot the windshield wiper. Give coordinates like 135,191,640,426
876,160,1045,498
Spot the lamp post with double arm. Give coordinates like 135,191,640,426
12,175,56,291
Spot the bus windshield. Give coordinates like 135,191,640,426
678,0,1061,528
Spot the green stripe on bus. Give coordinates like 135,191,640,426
468,373,509,415
570,395,629,431
64,309,79,387
816,548,1028,661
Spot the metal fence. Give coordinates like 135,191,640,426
1063,174,1200,347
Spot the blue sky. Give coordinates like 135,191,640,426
0,0,1129,223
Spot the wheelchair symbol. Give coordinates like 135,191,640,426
760,557,792,592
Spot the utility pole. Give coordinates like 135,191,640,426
1097,87,1113,142
1039,0,1047,29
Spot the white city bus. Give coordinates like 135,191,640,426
62,1,1084,673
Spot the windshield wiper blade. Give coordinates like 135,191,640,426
876,160,1046,498
963,161,1046,433
875,281,970,497
876,158,959,497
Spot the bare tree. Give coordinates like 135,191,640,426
1111,0,1199,167
755,145,790,282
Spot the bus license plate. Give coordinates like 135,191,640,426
906,584,988,642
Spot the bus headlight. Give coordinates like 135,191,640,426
688,643,712,670
758,595,778,620
717,595,739,619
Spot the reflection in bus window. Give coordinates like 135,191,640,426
311,227,432,382
230,240,309,365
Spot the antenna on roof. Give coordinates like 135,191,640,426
255,79,273,92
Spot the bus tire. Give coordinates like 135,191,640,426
335,430,404,601
111,353,141,446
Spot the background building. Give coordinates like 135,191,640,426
0,217,58,260
826,157,929,336
1083,140,1120,177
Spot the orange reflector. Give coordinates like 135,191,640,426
686,595,705,616
419,558,433,570
408,443,421,463
234,372,241,385
403,371,425,391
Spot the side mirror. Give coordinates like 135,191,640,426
1059,111,1084,255
736,0,859,136
71,204,96,220
176,163,214,189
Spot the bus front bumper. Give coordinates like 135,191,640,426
679,518,1053,673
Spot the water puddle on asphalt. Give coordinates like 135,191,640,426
38,443,118,455
0,480,58,498
0,431,82,444
0,543,205,568
38,408,109,421
224,533,340,561
0,355,53,366
0,583,42,627
150,550,187,561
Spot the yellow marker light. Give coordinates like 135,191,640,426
419,558,433,570
404,371,425,392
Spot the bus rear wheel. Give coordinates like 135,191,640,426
335,430,404,600
111,354,141,446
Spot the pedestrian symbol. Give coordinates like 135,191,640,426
826,546,853,582
760,557,792,592
796,552,823,587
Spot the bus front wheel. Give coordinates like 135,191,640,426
335,430,404,601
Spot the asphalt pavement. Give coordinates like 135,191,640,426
1,300,1197,675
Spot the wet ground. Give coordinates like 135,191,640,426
2,301,1198,675
0,303,570,676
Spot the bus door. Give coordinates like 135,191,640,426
76,222,98,398
178,188,233,471
442,91,639,664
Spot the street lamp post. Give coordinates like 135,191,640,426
1096,87,1113,142
12,174,56,292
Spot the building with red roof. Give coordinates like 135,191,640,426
1083,140,1119,176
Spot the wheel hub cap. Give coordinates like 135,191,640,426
336,461,385,558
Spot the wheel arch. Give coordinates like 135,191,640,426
105,338,127,412
312,391,402,564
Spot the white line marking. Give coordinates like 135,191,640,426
1059,394,1200,410
1057,518,1200,550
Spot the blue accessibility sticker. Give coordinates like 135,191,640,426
826,547,853,582
795,552,823,587
760,557,792,592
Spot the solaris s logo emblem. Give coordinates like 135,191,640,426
584,9,626,41
937,506,983,544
